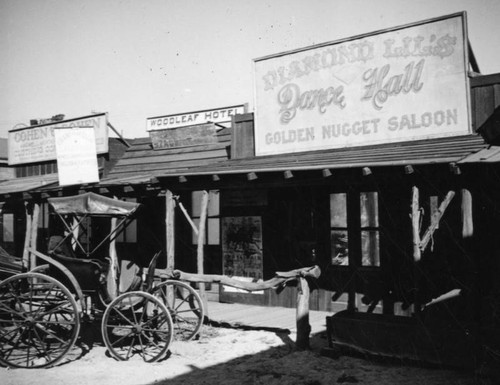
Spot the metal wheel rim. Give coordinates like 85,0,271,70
152,280,204,341
101,291,173,362
0,272,81,368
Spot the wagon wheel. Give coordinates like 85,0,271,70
101,291,173,362
152,280,204,341
0,272,80,368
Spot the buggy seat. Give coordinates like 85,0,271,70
48,235,109,292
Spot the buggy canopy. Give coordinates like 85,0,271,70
48,192,140,217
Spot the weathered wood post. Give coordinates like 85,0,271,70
411,186,421,262
166,190,176,270
165,190,176,305
461,188,473,238
296,275,311,350
108,217,119,299
22,202,32,269
197,191,209,315
28,202,40,269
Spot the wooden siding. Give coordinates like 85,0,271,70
470,73,500,131
105,128,231,180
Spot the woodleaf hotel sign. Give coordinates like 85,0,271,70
253,13,471,156
147,105,246,150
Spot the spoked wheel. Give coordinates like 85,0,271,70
0,272,80,368
101,291,173,362
152,280,204,341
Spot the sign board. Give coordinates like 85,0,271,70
8,113,108,165
54,127,99,186
150,123,218,150
146,104,246,131
253,13,470,156
222,216,263,294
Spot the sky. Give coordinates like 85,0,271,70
1,0,500,139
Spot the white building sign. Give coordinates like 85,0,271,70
146,105,246,131
253,13,471,156
8,113,109,165
54,126,100,186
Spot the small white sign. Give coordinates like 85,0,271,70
54,127,99,186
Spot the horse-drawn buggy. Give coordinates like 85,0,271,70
0,192,204,368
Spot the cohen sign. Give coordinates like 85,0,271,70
253,13,471,156
8,113,109,165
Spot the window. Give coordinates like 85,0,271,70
329,191,380,267
2,213,14,242
360,192,380,267
15,161,58,178
192,190,220,245
116,198,137,243
330,193,348,265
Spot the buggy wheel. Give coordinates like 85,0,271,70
101,291,173,362
152,280,204,341
0,272,80,368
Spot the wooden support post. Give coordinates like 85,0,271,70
411,186,421,262
166,190,176,270
29,203,40,270
197,191,209,315
419,191,455,252
296,276,311,350
107,217,119,299
461,189,473,238
22,202,32,269
177,199,199,236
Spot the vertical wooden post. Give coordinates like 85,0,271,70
107,217,119,299
411,186,421,262
29,203,40,269
461,189,473,238
166,190,176,270
23,202,32,269
197,191,209,315
296,276,311,350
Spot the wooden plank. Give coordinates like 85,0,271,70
115,148,229,166
231,118,254,159
122,142,230,159
474,86,495,129
470,73,500,88
495,84,500,109
419,191,455,252
108,157,229,175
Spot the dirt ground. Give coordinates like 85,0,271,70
1,323,497,385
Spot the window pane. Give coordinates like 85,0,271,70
360,192,378,227
3,214,14,242
331,230,348,265
330,193,347,227
361,230,380,266
208,218,220,245
192,191,203,216
208,190,220,216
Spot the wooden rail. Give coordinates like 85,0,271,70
156,265,321,350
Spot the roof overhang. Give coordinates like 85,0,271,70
0,175,59,197
152,134,490,178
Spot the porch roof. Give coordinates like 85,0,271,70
0,175,59,196
100,134,491,184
